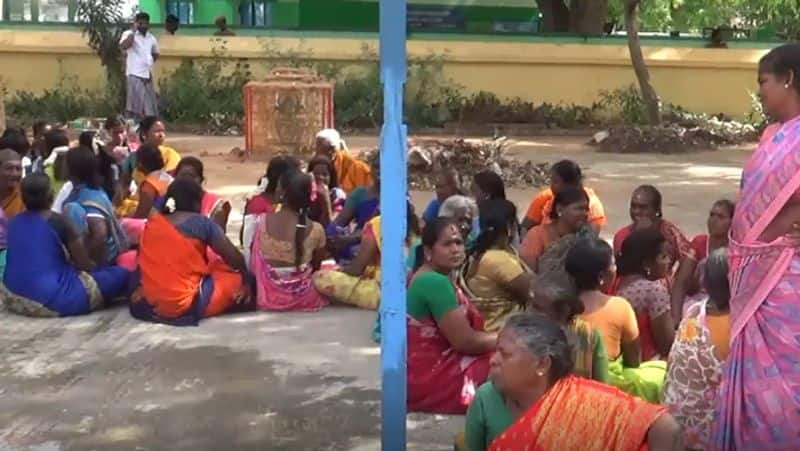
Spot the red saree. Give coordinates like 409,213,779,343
407,286,492,414
607,220,691,295
613,220,691,264
489,375,666,451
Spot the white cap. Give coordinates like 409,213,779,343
316,128,342,149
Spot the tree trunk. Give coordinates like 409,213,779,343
536,0,570,32
569,0,608,35
625,0,661,125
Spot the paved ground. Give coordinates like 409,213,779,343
0,133,752,451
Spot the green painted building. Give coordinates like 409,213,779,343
0,0,541,34
137,0,541,32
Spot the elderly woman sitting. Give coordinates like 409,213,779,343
470,312,682,451
462,271,608,451
314,128,372,194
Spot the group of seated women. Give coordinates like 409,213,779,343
0,124,387,323
0,117,244,320
0,120,730,448
400,158,734,451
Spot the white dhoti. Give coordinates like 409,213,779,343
125,75,159,119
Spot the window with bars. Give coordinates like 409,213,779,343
165,0,193,24
239,0,270,27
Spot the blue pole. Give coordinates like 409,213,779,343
379,0,408,449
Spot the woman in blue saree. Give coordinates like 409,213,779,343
326,158,380,264
2,174,131,317
62,146,130,267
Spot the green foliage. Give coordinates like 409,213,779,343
158,39,252,132
325,63,383,128
448,91,599,128
76,0,127,112
598,85,649,125
609,0,800,37
737,0,800,40
5,73,114,125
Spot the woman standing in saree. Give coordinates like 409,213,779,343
712,44,800,449
130,179,252,326
486,312,682,451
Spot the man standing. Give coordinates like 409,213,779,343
120,12,160,120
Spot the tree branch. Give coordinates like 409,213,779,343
625,0,661,125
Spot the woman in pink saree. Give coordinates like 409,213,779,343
712,44,800,449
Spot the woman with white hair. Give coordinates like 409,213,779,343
407,195,477,271
438,194,478,239
421,168,462,224
314,128,372,194
474,312,680,451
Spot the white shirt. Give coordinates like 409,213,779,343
52,181,73,213
120,30,159,79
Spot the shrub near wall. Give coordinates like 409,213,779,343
6,74,116,125
2,39,767,141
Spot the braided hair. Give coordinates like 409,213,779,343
281,170,314,268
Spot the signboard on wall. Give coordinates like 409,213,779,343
407,5,465,31
354,0,538,32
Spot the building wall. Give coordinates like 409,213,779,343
0,28,773,118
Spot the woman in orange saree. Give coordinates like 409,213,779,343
314,129,372,194
175,157,231,230
487,312,682,451
130,179,253,326
712,44,800,450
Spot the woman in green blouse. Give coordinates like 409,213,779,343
407,217,496,414
464,269,609,451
